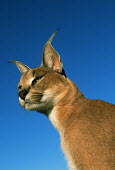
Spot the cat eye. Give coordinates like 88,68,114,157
32,76,43,85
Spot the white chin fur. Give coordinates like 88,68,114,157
19,97,25,108
25,103,39,111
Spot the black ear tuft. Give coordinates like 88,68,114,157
8,60,30,74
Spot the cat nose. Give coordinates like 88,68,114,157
18,89,28,100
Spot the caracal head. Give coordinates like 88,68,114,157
9,30,67,114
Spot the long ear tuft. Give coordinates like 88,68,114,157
47,29,60,44
42,29,66,77
8,60,30,74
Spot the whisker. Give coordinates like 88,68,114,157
32,94,43,97
32,95,43,98
30,93,43,103
31,92,42,95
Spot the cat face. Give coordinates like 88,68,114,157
18,66,67,114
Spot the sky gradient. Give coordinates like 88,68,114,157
0,0,115,170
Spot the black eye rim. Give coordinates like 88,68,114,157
32,75,44,85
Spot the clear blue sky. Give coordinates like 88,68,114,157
0,0,115,170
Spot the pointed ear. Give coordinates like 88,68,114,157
42,30,66,76
8,60,30,74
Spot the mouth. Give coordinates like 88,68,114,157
19,90,53,113
24,99,41,110
19,97,45,111
19,97,38,108
25,99,39,105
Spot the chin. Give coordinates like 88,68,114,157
25,103,39,111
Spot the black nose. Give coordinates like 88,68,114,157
18,89,28,100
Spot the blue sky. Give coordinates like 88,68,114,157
0,0,115,170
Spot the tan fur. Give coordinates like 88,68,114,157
10,31,115,170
